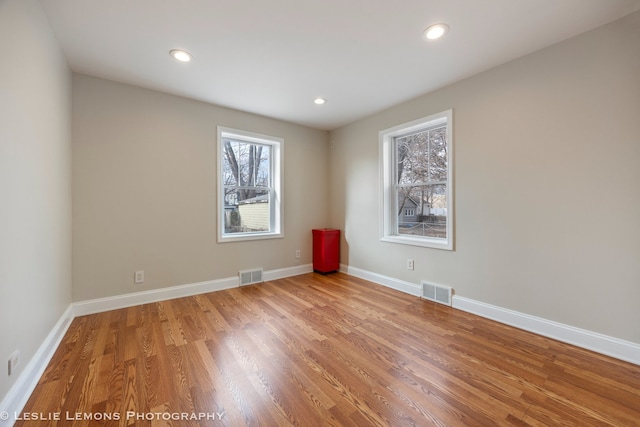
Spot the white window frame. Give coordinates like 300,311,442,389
217,126,283,243
379,109,453,250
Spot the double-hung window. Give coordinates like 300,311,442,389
217,127,283,242
380,110,453,250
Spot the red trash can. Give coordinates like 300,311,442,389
312,229,340,273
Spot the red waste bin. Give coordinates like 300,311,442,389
312,229,340,273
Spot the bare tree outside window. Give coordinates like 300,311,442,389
380,110,452,250
395,124,448,239
222,139,271,234
217,127,283,242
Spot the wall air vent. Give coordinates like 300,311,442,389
421,281,453,306
239,269,263,286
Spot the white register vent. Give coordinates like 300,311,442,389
239,269,263,286
421,281,453,306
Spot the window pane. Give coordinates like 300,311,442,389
224,189,270,234
395,125,448,185
254,145,270,187
396,185,447,239
222,139,271,188
396,132,428,185
428,126,448,181
222,139,239,186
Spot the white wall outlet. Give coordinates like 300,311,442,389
134,270,144,284
406,259,414,270
295,249,301,259
8,350,20,376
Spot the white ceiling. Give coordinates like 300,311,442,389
39,0,640,130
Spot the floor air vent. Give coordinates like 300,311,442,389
421,281,453,306
239,269,263,286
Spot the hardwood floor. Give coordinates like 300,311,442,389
15,273,640,426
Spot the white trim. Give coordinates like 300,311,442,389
73,264,312,317
340,265,639,366
263,264,313,281
345,265,422,297
0,305,74,427
452,296,640,366
73,277,238,316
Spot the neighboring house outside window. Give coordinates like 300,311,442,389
217,127,283,242
379,110,453,250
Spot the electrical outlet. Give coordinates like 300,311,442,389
134,270,144,284
295,249,301,259
406,259,414,270
8,350,20,376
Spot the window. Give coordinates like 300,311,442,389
379,110,453,250
217,127,283,242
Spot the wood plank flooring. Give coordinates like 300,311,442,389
15,273,640,426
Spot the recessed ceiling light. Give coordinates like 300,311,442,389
170,49,192,62
314,98,326,105
424,23,449,40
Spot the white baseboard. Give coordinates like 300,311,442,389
452,296,640,366
340,265,639,366
73,276,238,316
344,265,422,296
263,263,313,281
73,264,313,317
0,305,74,427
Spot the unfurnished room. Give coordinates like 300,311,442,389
1,0,640,425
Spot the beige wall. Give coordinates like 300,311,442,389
72,74,330,301
329,12,640,343
0,0,72,399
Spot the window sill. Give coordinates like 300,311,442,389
380,235,452,251
218,231,283,243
